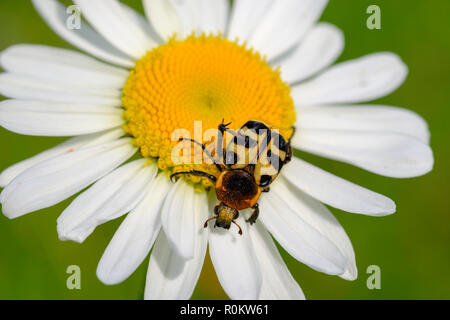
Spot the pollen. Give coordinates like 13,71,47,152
122,34,296,188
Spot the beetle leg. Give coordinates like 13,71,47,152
179,138,223,172
262,187,271,193
284,127,295,164
246,203,260,225
170,171,217,184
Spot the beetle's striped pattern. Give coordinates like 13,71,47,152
226,121,292,190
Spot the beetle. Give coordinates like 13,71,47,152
171,120,294,235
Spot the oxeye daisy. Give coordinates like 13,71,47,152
0,0,434,301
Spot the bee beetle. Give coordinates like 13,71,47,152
171,120,294,235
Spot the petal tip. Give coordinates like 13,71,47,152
57,224,88,244
96,268,123,286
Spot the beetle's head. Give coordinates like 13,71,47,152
204,202,242,235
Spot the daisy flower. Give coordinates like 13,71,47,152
0,0,433,300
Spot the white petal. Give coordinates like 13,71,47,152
167,0,198,37
194,0,230,34
292,53,409,106
32,0,134,67
268,177,357,280
119,2,162,44
168,0,204,36
0,74,122,106
278,23,344,83
97,174,171,285
73,0,156,59
291,129,434,178
0,128,124,188
1,45,129,89
249,221,305,300
145,194,209,300
57,160,158,243
0,100,123,137
248,0,329,60
209,216,262,300
146,0,227,38
227,0,273,43
259,190,347,275
152,0,199,37
297,105,431,144
143,0,183,41
1,138,136,219
161,180,197,260
282,157,395,216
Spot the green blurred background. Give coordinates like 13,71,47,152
0,0,449,300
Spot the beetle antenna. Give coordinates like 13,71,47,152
221,119,232,127
232,221,243,236
204,217,217,228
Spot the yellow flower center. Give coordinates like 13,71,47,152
122,34,296,188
